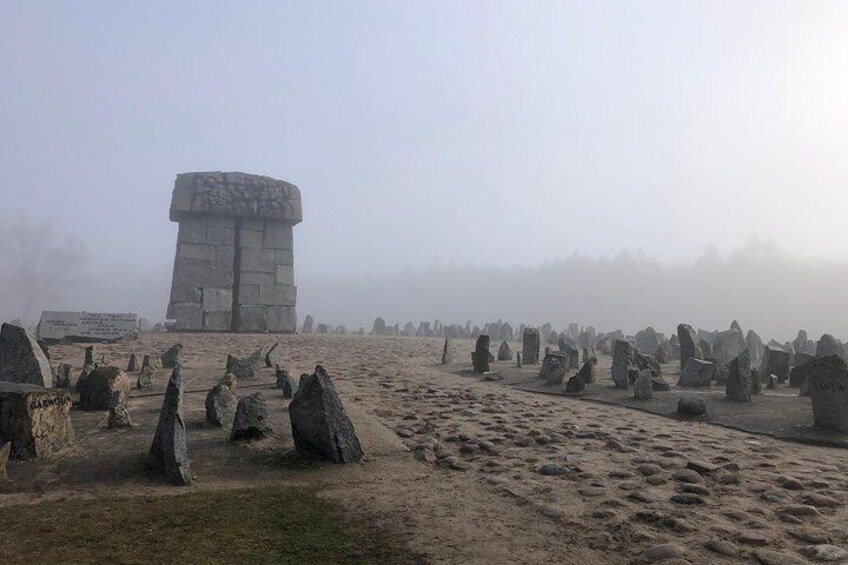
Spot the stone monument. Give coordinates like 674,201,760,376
166,171,302,332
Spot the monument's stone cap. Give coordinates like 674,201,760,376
169,171,303,223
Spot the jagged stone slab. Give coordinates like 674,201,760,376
77,366,131,411
288,365,363,463
160,344,183,368
150,366,192,486
0,323,54,388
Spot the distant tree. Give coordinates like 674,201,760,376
0,215,85,324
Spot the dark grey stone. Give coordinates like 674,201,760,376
497,341,512,361
677,359,715,388
816,334,845,360
0,323,53,388
231,392,274,440
539,352,567,386
522,328,540,365
809,355,848,432
288,365,363,463
276,366,298,399
472,335,490,373
678,396,707,417
677,324,703,371
441,338,452,365
713,330,747,367
611,339,633,389
56,363,72,389
264,343,280,368
160,344,183,368
205,383,237,427
301,315,314,334
760,346,791,383
127,353,140,372
726,350,752,402
150,366,192,485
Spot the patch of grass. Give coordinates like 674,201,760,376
0,486,423,564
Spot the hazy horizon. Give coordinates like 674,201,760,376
2,2,848,341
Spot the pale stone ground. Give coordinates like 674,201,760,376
4,333,848,564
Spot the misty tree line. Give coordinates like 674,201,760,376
298,238,848,342
2,215,847,344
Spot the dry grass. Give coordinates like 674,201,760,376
0,485,424,564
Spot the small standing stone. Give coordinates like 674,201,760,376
107,402,133,429
160,344,183,368
205,383,237,427
264,343,280,368
441,338,452,365
231,393,274,440
522,328,540,365
634,370,653,400
611,340,632,389
497,341,512,361
0,440,10,480
726,350,752,402
472,335,490,373
137,364,158,389
56,363,72,389
127,353,140,372
150,365,191,486
276,366,298,399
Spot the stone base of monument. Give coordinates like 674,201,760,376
0,383,75,459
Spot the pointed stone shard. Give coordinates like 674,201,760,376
726,350,752,402
441,338,452,365
0,323,54,388
275,367,298,399
205,383,237,427
289,365,363,463
160,344,183,368
264,343,280,368
127,353,140,372
150,365,192,486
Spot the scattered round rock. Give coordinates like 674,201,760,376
677,396,706,417
638,543,685,563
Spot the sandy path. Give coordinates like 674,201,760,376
5,333,848,564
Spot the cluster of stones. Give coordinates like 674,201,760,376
167,172,302,332
366,317,597,347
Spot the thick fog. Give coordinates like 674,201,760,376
2,2,847,341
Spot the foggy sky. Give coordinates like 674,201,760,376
2,2,847,339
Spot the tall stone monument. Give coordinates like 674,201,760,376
167,172,302,332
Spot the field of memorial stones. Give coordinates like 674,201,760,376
2,322,848,563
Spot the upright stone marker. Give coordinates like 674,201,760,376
809,355,848,432
522,328,540,365
288,365,363,463
611,340,633,389
677,324,703,371
166,171,302,332
0,324,54,388
726,350,752,402
472,335,490,373
150,366,192,486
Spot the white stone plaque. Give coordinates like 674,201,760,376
38,311,138,341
